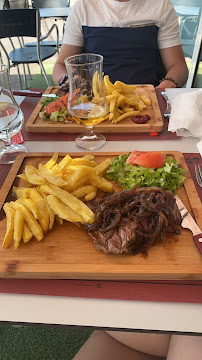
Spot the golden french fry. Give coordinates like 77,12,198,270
85,189,98,201
22,223,33,243
10,202,44,241
13,186,30,199
113,81,123,91
17,174,34,187
92,70,99,98
2,203,15,248
104,75,115,94
115,81,137,93
36,189,55,231
56,215,64,226
25,165,46,186
122,106,134,112
63,165,97,186
52,154,72,173
71,185,96,199
89,172,113,193
69,158,97,167
47,195,85,223
106,94,118,103
117,94,126,107
95,158,111,176
140,95,151,106
38,164,67,187
29,188,49,233
63,175,89,192
114,111,140,124
40,183,95,224
81,155,95,161
137,98,147,110
13,209,24,250
109,96,118,121
16,198,38,219
44,152,58,169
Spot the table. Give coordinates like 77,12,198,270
0,92,202,333
39,7,70,19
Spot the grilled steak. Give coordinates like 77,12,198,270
84,186,182,256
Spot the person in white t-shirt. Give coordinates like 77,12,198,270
53,0,188,88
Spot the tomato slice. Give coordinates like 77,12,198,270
46,102,62,115
45,93,70,115
126,150,146,164
134,152,165,168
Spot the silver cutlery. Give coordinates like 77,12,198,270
42,94,57,98
195,164,202,188
161,91,171,118
175,195,202,255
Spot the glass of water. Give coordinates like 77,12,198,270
0,64,27,164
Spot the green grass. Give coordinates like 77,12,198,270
0,324,92,360
27,62,55,90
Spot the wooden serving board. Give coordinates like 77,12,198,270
25,85,163,133
0,151,202,280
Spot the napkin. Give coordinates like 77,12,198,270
168,89,202,137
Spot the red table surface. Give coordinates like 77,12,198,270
0,153,201,303
20,89,179,141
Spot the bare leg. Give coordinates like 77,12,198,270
166,335,202,360
72,330,163,360
106,331,170,358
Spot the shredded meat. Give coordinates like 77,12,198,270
84,187,182,256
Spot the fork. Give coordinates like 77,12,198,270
195,164,202,187
161,91,171,118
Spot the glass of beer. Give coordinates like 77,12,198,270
65,53,108,150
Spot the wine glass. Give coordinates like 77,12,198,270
65,53,108,150
0,64,27,164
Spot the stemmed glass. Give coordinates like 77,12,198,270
0,64,27,164
65,53,108,150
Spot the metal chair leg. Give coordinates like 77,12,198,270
22,63,28,89
38,60,51,87
16,64,23,90
27,64,32,80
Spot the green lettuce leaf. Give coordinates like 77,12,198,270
106,154,186,192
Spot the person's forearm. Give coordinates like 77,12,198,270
52,63,67,86
157,46,189,89
157,63,188,89
52,44,83,86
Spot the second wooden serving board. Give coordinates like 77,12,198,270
0,151,201,280
25,85,163,133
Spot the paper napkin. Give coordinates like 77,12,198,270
168,89,202,137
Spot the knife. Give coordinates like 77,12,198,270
12,90,57,98
13,90,43,97
175,195,202,255
161,91,171,118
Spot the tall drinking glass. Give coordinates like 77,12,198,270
0,64,27,164
65,53,108,150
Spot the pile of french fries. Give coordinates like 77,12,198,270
92,74,152,124
2,153,113,250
